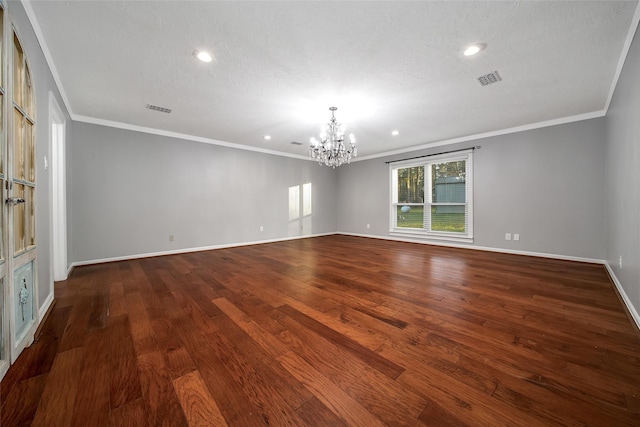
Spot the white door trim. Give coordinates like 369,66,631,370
49,92,67,282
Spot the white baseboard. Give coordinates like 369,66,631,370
69,232,336,268
338,232,605,264
604,262,640,331
38,292,55,320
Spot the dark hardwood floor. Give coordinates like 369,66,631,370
2,235,639,426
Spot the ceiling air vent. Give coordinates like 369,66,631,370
290,141,303,146
146,104,172,114
477,71,502,87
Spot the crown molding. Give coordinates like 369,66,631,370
73,114,312,161
353,110,607,162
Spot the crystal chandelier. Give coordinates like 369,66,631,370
309,107,357,168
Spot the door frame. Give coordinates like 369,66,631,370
49,92,66,282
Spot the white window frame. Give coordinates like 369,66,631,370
389,150,473,243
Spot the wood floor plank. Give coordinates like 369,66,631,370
173,370,229,427
191,345,269,426
418,398,470,427
109,281,128,318
108,314,143,410
2,235,639,426
31,347,84,427
69,327,112,427
295,396,349,427
87,286,109,331
213,296,290,358
277,351,387,427
0,305,72,409
279,304,404,379
57,295,93,352
0,374,47,426
202,315,312,426
125,291,154,352
137,351,189,427
108,398,150,427
276,322,427,426
164,345,198,381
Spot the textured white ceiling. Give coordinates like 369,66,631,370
27,0,639,159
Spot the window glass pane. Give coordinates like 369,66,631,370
0,183,3,261
432,161,466,203
13,34,23,108
431,205,466,233
25,65,34,118
0,93,3,176
13,183,25,254
27,186,35,248
396,166,424,203
26,120,34,183
0,7,3,86
396,205,424,229
13,110,23,181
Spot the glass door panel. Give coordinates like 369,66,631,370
7,29,37,365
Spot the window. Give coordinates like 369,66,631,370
390,150,473,242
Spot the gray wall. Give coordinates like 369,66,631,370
68,122,336,263
605,27,640,317
10,1,71,311
337,118,607,260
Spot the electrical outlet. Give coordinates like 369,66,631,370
169,235,174,241
259,226,264,232
513,234,520,241
619,255,623,269
366,223,370,229
505,233,511,241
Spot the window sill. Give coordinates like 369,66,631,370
389,229,474,244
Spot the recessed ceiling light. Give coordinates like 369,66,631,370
463,43,485,56
195,50,213,63
391,130,400,136
263,135,272,140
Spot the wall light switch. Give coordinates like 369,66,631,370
259,226,264,232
